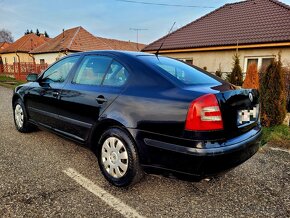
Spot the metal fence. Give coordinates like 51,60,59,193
0,62,48,80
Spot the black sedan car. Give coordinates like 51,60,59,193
12,51,261,186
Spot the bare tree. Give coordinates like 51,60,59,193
0,29,14,43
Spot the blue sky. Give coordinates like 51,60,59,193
1,0,290,44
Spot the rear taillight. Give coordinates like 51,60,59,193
185,94,224,131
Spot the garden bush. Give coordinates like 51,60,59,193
260,55,287,127
242,63,259,89
215,64,222,78
282,66,290,112
228,53,243,86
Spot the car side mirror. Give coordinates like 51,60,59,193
26,73,38,82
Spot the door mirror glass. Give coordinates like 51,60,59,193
26,73,38,82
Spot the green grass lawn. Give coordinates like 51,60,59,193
262,125,290,149
0,75,25,89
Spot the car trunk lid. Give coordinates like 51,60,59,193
215,89,259,140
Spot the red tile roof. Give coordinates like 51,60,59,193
0,42,11,51
143,0,290,51
99,37,145,51
0,34,49,54
31,26,145,54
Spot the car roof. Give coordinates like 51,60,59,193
74,50,155,59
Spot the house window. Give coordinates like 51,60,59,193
4,57,7,64
244,56,275,73
178,58,193,65
247,59,258,70
13,57,17,63
185,59,193,65
40,59,45,64
261,58,274,72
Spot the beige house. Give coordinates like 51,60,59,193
142,0,290,75
30,26,145,65
0,34,49,65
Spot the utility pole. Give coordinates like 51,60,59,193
129,28,148,51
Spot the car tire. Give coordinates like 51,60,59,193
97,127,144,187
13,99,33,133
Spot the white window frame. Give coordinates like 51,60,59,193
244,55,275,73
178,58,193,64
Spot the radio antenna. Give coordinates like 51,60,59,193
155,22,176,56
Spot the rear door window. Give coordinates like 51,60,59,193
73,55,113,85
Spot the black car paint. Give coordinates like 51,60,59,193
13,51,261,178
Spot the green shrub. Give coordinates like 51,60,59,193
228,53,243,86
260,54,287,127
215,70,222,78
282,67,290,112
215,64,222,78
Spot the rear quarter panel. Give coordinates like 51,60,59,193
103,86,193,137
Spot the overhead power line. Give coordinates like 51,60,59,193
115,0,215,8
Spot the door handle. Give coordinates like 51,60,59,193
96,95,107,104
52,91,59,98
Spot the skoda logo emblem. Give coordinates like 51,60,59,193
249,92,253,102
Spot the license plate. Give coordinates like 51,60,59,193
237,105,259,126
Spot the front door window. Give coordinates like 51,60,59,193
42,56,79,83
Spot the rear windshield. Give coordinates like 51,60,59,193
138,55,220,86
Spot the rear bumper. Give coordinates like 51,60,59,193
132,126,262,178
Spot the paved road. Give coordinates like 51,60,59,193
0,86,289,217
